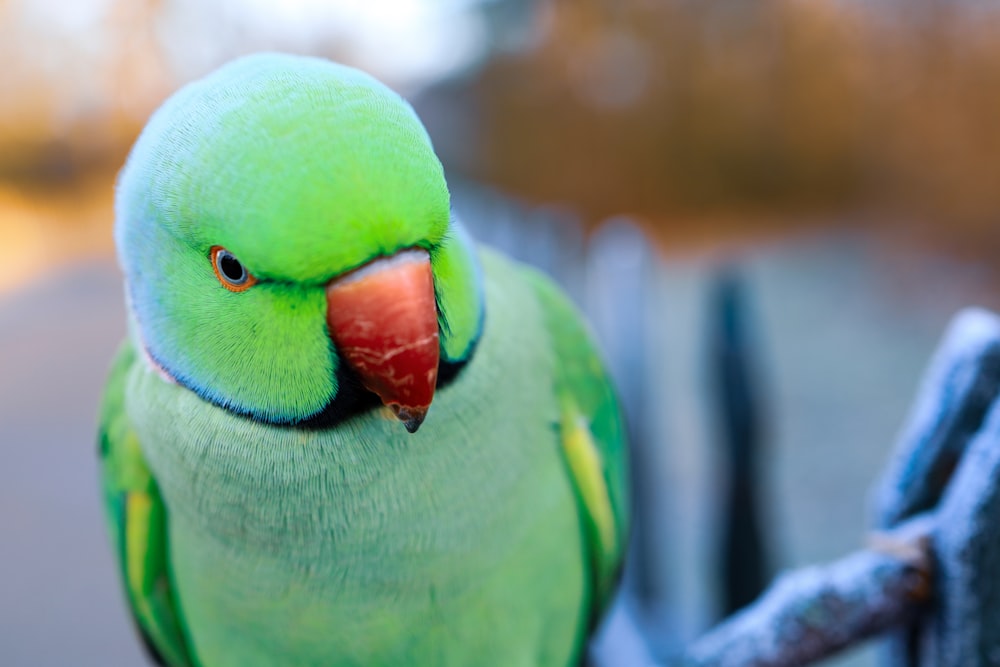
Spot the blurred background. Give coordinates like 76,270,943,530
3,0,1000,665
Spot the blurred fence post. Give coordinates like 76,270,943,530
707,267,769,617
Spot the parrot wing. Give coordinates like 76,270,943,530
98,342,194,667
525,269,630,614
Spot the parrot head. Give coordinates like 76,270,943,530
115,53,483,433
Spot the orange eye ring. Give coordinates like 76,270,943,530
210,246,258,293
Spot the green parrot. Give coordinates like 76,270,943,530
99,52,629,667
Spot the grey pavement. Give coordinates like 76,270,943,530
0,261,145,666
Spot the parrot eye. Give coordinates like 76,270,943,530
210,246,257,292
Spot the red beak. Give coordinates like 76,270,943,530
325,248,439,433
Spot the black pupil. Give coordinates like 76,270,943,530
219,253,246,282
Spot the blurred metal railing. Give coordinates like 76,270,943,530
454,179,1000,667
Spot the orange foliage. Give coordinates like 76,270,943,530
422,0,1000,251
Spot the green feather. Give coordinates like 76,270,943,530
432,219,484,362
99,344,194,667
523,268,630,611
